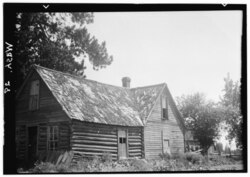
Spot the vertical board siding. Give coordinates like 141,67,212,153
16,125,27,160
58,122,71,150
37,124,47,151
16,122,70,161
168,97,184,154
16,71,65,118
16,71,70,162
144,89,184,159
144,98,163,159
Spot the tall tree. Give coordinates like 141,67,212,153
15,12,113,89
176,93,221,155
220,73,242,148
176,93,206,129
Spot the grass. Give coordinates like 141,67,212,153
18,153,243,173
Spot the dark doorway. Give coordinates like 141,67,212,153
27,126,38,167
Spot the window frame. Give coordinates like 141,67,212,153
161,95,168,120
119,137,127,144
29,80,40,111
47,126,59,151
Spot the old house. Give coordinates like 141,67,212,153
16,65,185,164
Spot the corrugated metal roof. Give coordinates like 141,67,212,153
35,65,165,126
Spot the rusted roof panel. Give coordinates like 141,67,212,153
35,65,165,127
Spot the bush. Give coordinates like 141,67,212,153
30,162,57,173
185,152,204,164
159,152,171,160
101,152,113,163
73,159,90,172
24,152,241,173
171,152,186,160
130,159,152,171
209,155,235,165
152,160,171,171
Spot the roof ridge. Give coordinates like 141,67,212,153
131,83,166,90
34,64,129,90
34,64,85,80
34,65,166,90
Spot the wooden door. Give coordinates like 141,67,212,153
118,130,127,159
28,126,38,166
162,130,170,155
163,139,170,154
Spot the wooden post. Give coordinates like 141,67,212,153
141,127,145,159
126,129,129,158
116,128,119,160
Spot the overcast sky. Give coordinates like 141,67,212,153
84,11,242,102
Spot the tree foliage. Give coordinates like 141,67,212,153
176,93,221,155
220,73,242,148
15,12,113,89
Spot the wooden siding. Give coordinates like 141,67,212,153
128,128,143,158
16,122,70,161
16,71,61,116
37,122,70,151
71,121,118,160
16,125,26,160
144,98,162,159
144,89,184,159
15,71,70,161
71,120,143,160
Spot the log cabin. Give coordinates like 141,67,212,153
16,65,185,165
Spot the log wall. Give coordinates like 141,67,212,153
71,120,143,160
144,88,184,159
128,128,143,158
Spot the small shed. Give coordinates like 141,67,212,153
184,130,200,152
16,65,185,164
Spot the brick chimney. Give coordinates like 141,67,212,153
122,77,131,88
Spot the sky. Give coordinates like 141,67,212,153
83,11,242,102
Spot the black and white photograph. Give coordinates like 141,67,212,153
3,2,247,174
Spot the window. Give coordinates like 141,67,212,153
163,138,170,154
47,126,59,151
164,139,170,147
161,96,168,119
119,137,126,144
29,80,40,110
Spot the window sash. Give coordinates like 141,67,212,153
29,80,39,110
162,96,168,119
162,108,168,119
47,126,59,151
119,137,126,144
